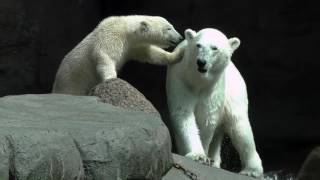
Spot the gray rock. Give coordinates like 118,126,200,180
89,78,160,116
4,131,85,180
297,147,320,180
0,137,9,180
162,154,255,180
0,94,172,179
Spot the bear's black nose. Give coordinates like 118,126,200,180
197,59,206,68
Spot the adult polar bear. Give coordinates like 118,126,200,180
166,28,263,177
52,15,183,95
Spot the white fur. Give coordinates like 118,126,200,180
166,28,263,177
52,15,183,95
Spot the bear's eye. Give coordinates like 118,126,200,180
196,43,202,48
211,46,218,51
166,27,172,31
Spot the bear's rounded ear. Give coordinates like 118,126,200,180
140,21,149,33
229,37,240,51
184,29,196,41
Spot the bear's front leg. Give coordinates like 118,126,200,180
95,51,117,81
208,129,224,168
171,110,211,165
224,108,263,178
131,44,184,65
167,83,210,165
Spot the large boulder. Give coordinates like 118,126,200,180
297,147,320,180
89,78,160,116
163,154,255,180
0,94,172,180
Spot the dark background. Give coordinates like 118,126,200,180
1,0,319,176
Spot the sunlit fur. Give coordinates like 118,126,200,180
52,15,183,95
166,28,263,177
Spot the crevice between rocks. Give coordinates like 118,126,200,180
5,135,17,180
71,137,86,180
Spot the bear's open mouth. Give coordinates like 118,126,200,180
198,67,208,73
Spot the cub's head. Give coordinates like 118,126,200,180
184,28,240,75
135,16,183,48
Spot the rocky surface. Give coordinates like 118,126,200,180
163,154,255,180
296,146,320,180
89,78,160,116
0,94,172,179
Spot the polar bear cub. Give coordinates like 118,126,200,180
166,28,263,177
52,15,183,95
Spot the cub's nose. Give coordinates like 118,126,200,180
197,59,206,68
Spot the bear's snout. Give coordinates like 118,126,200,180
170,34,183,46
197,59,208,73
197,59,206,68
177,35,184,42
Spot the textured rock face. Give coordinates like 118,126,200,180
163,154,255,180
1,132,85,180
89,78,160,116
297,147,320,180
0,94,172,180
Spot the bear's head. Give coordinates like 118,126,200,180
184,28,240,75
136,16,183,48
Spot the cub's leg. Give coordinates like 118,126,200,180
167,81,209,164
94,50,117,81
224,104,263,177
131,44,184,65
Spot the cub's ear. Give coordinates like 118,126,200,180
140,21,149,33
229,37,240,51
184,29,196,41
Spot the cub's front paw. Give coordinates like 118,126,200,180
169,45,185,64
185,152,212,166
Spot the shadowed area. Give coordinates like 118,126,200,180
0,0,320,178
